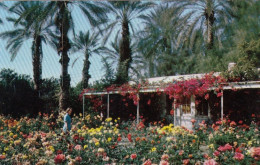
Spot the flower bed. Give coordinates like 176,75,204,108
0,112,259,164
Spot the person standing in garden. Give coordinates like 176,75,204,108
63,108,72,134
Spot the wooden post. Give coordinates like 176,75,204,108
174,99,176,126
107,93,110,118
208,102,211,119
137,93,140,124
83,95,85,118
221,90,224,120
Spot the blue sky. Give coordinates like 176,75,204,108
0,1,105,86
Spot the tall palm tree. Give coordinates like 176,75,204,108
103,33,144,81
39,1,107,111
137,4,183,77
102,1,154,84
0,2,55,95
172,0,234,50
71,30,104,89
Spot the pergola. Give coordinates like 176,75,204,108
82,77,260,124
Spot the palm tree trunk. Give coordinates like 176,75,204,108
206,11,215,49
57,1,71,111
116,15,132,84
82,52,91,89
32,34,42,95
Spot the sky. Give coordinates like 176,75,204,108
0,1,106,86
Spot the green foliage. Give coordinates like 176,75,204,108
222,57,258,81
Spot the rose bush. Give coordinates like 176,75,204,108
0,112,259,164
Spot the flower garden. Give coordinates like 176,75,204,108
0,111,259,165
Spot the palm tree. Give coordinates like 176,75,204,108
0,2,7,24
38,1,107,111
172,0,234,50
0,2,55,95
102,33,145,81
102,1,154,84
71,30,104,89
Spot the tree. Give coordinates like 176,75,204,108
40,1,107,111
173,0,234,50
137,4,183,77
71,31,104,89
102,1,154,84
0,2,55,95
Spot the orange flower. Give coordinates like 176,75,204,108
192,139,196,143
0,155,6,160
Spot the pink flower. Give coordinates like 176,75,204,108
143,159,152,165
230,121,236,127
130,153,137,160
233,152,244,161
74,144,82,151
54,154,65,164
250,147,260,159
218,144,232,152
191,119,196,124
203,159,217,165
183,159,190,165
75,156,82,162
161,154,169,161
159,160,169,165
224,144,232,151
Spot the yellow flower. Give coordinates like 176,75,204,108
107,137,112,142
48,146,55,152
114,119,117,123
248,141,252,146
95,142,100,146
84,145,88,149
4,147,8,151
77,129,81,133
2,152,5,155
106,118,112,122
9,132,13,137
22,155,28,159
151,147,156,152
208,144,214,149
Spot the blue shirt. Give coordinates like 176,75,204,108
63,113,72,132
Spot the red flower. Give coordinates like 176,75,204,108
238,120,243,124
54,154,65,164
234,152,244,161
127,133,132,142
147,99,151,105
117,137,122,142
170,110,174,115
252,114,256,118
131,153,137,160
213,151,220,156
235,147,242,153
217,92,222,97
205,93,209,100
